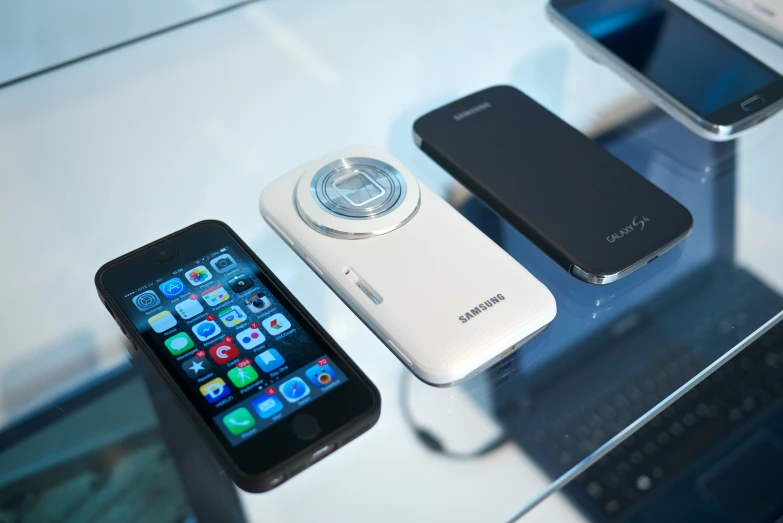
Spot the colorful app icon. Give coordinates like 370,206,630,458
252,393,284,420
227,360,259,388
201,285,229,306
175,295,204,319
210,253,237,274
255,349,285,373
132,290,160,311
228,273,252,293
200,377,230,404
262,313,291,336
164,332,194,355
236,325,266,350
306,362,337,388
222,407,256,435
192,318,221,342
279,377,310,403
244,292,272,314
218,305,247,327
185,265,212,285
159,277,186,299
148,310,176,333
209,337,239,364
181,355,212,378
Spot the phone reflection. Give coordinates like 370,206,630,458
0,355,246,523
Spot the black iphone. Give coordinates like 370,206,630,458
95,220,380,492
413,85,694,285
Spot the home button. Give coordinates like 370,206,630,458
741,95,766,112
292,414,320,440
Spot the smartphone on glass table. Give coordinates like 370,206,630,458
259,146,557,387
413,86,694,285
95,220,380,493
547,0,783,140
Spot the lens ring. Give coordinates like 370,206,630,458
320,165,397,214
315,164,400,217
310,157,407,220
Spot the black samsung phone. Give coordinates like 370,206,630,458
413,85,694,284
95,220,380,492
546,0,783,140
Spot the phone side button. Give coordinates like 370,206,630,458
304,257,323,276
264,216,295,246
387,340,412,367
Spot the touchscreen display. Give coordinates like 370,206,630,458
560,0,778,117
120,246,348,446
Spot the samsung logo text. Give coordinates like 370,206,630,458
453,102,492,121
459,294,505,323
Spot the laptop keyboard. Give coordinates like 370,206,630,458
568,320,783,518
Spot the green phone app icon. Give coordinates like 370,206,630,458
222,407,256,436
165,332,194,355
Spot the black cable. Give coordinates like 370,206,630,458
398,371,509,460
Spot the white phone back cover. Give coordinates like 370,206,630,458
260,146,556,386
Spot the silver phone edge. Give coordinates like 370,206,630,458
570,222,692,285
545,2,783,142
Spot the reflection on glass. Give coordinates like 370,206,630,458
0,0,255,88
459,109,783,516
0,362,246,523
566,321,783,521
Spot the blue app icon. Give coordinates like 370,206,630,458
255,349,285,373
192,319,221,342
159,277,186,299
305,363,338,388
252,393,284,419
280,377,310,403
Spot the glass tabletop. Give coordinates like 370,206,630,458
1,1,783,522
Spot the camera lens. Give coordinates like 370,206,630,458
311,158,406,220
252,298,263,307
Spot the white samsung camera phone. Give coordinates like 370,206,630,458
259,146,556,387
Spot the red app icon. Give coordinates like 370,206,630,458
209,337,239,364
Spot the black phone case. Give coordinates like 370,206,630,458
413,85,693,284
94,220,381,493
